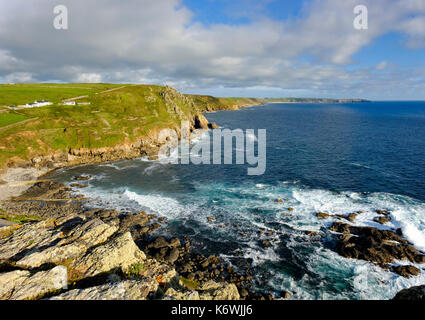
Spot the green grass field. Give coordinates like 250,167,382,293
0,83,125,106
0,84,262,170
0,112,29,127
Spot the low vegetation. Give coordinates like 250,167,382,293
0,84,261,170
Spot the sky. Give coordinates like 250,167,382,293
0,0,424,100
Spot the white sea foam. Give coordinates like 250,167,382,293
68,176,425,300
124,189,186,219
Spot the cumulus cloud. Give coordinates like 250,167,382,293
0,0,424,99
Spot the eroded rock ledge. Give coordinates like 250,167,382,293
0,181,248,300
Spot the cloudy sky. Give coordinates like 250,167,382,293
0,0,424,100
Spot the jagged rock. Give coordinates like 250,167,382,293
119,211,149,231
208,122,219,129
148,237,170,249
15,218,118,268
69,232,146,280
165,248,180,264
193,114,210,130
0,218,67,262
305,231,320,237
165,288,200,300
373,216,391,225
138,258,177,284
280,291,292,299
330,222,425,268
376,209,391,216
0,266,67,300
240,288,249,298
391,265,421,278
198,282,240,300
393,285,425,300
316,212,329,219
165,280,240,300
346,212,359,222
50,279,157,300
169,237,181,248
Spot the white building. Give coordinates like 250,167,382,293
63,101,77,106
23,100,53,108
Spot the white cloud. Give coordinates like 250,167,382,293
75,73,102,83
0,0,423,99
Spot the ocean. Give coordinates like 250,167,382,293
49,101,425,299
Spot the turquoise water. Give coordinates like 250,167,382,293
50,102,425,299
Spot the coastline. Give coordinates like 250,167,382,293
1,101,424,300
0,107,268,301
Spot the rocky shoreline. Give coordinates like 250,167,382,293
2,179,424,300
0,178,274,300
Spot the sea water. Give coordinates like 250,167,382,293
49,101,425,299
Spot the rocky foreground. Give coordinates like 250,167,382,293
0,181,251,300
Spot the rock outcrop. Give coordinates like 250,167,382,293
69,232,146,280
393,285,425,300
165,280,240,300
50,279,157,300
329,222,425,272
0,266,67,300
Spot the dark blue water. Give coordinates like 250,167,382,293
204,102,425,201
51,102,425,299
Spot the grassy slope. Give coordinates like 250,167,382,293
0,83,124,106
1,84,259,169
189,94,264,111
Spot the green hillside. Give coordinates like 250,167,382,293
0,83,124,106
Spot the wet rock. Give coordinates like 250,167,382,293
346,212,359,222
280,291,292,299
0,266,67,300
391,265,421,278
169,237,181,248
330,222,425,268
240,288,249,298
70,183,88,189
165,248,180,264
148,237,169,249
316,212,329,219
305,231,320,237
393,285,425,300
376,209,391,216
373,216,391,225
120,211,149,231
262,240,270,247
73,175,92,181
69,232,146,280
50,279,157,300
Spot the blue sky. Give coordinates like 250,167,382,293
0,0,424,100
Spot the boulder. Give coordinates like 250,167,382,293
330,222,425,268
391,265,421,278
0,266,67,300
69,232,146,280
316,212,329,219
165,248,180,264
165,280,240,300
16,219,118,268
373,216,391,225
393,285,425,300
50,279,157,300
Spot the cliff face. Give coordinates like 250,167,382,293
1,85,219,172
